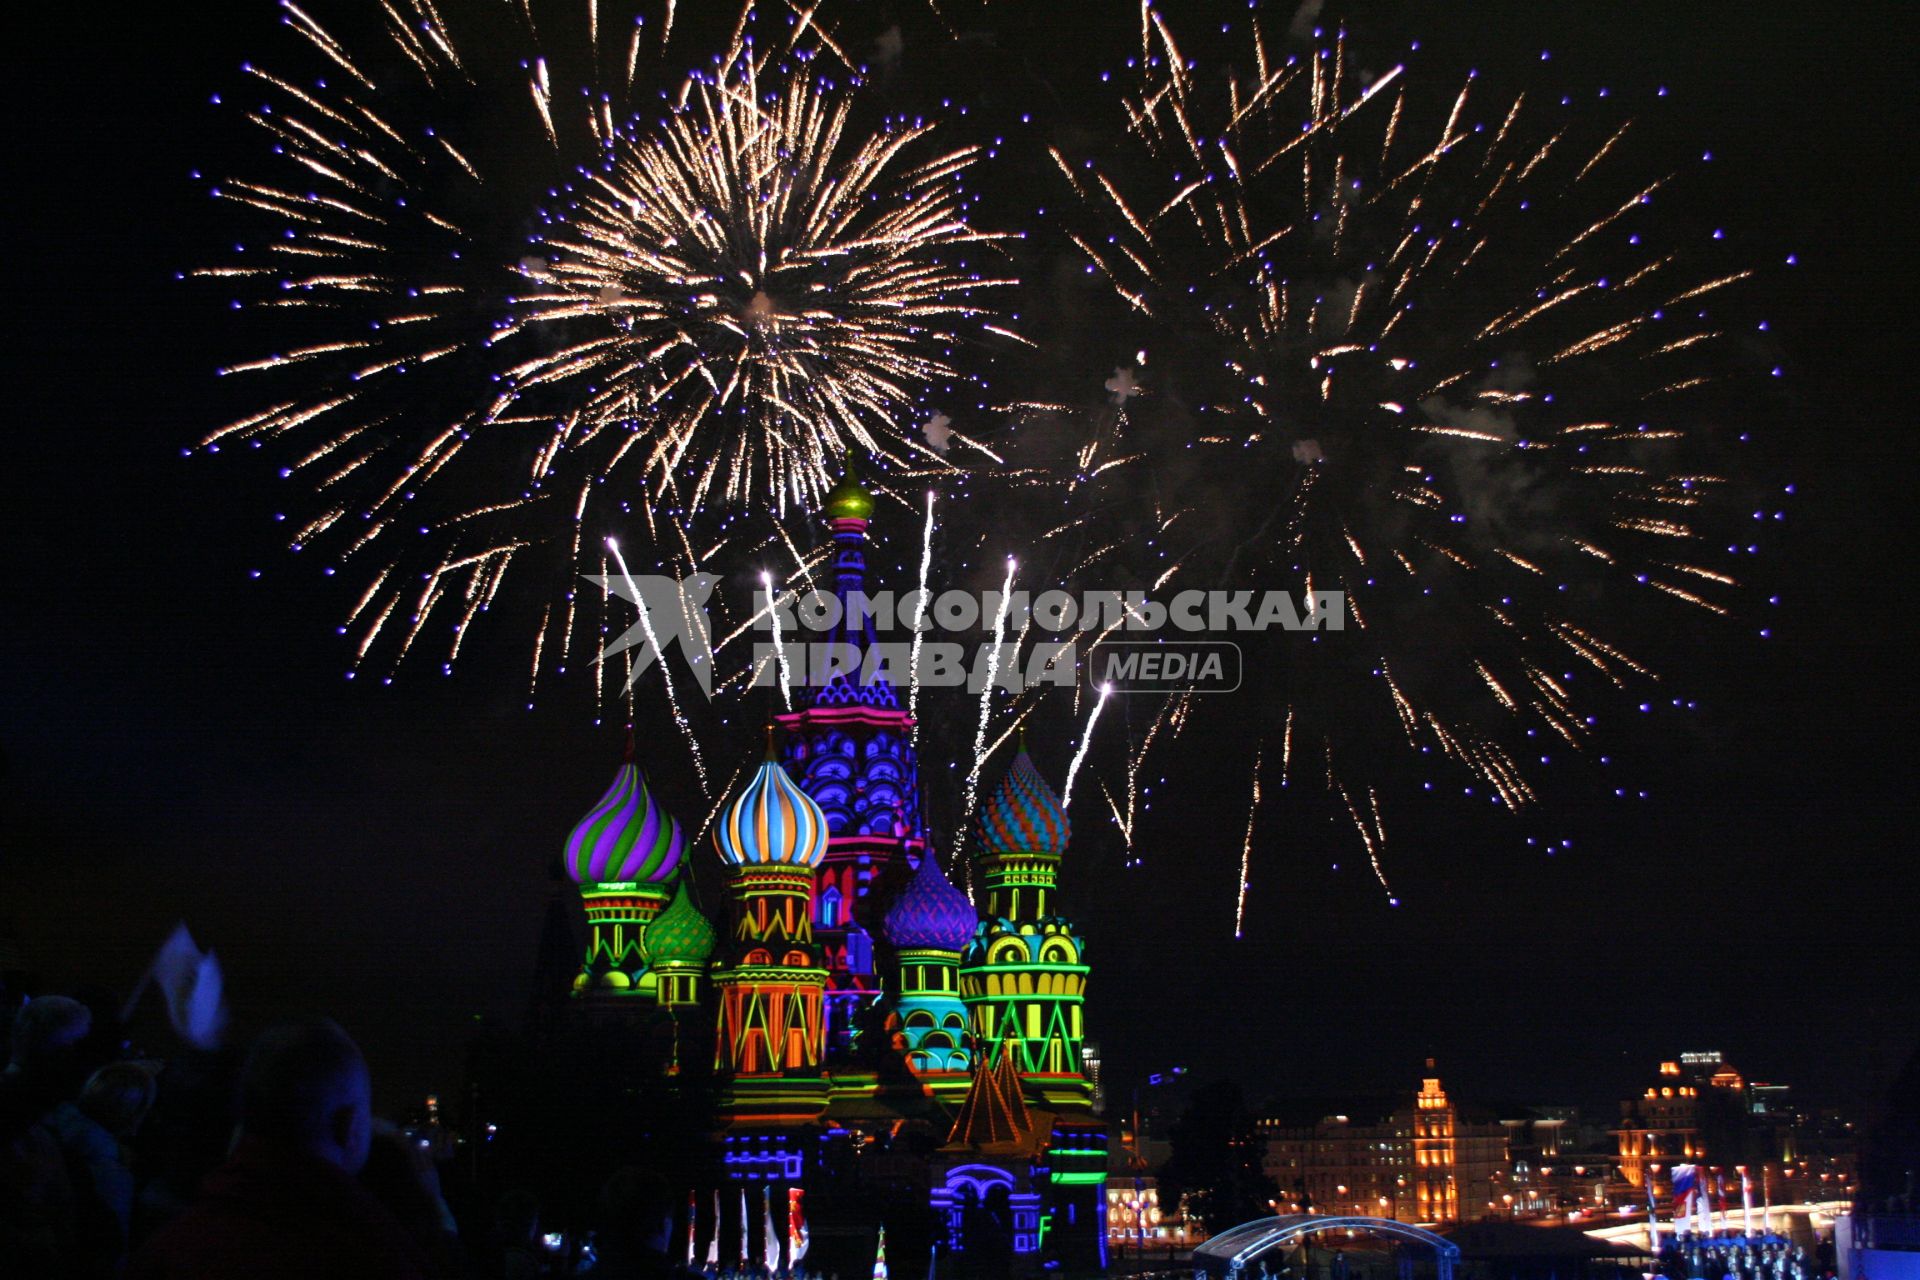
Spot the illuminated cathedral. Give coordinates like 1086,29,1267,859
553,477,1110,1272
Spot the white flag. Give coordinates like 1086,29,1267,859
706,1191,720,1269
124,923,227,1051
763,1185,782,1272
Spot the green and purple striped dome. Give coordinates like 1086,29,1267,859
641,881,716,966
974,749,1070,856
564,758,684,886
714,757,828,869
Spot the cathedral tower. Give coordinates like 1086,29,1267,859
775,474,924,1061
882,849,975,1095
562,747,685,999
711,745,832,1120
958,749,1091,1110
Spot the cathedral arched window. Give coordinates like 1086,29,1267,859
844,928,874,975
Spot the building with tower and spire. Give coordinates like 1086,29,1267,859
527,475,1112,1275
774,472,926,1063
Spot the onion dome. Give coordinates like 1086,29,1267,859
974,749,1070,856
885,852,976,952
821,472,875,522
641,882,717,967
714,756,829,869
564,757,684,885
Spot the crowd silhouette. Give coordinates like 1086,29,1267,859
1654,1232,1830,1280
0,980,727,1279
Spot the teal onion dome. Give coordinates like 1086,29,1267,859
641,882,717,966
565,759,684,885
714,757,829,869
974,749,1070,856
885,852,976,952
821,473,876,521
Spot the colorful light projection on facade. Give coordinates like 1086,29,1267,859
563,750,686,996
959,750,1091,1105
712,754,831,1094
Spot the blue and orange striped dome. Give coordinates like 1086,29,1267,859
974,749,1070,856
564,759,684,885
714,757,829,869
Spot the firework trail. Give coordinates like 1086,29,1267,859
762,570,792,710
1035,8,1774,908
962,556,1017,826
1061,682,1111,809
908,489,935,747
608,536,708,792
196,0,1014,693
1234,748,1261,939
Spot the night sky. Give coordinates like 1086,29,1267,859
4,0,1916,1121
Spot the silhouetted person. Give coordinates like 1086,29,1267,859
1,995,94,1266
361,1120,464,1277
477,1188,544,1280
46,1060,159,1276
126,1019,431,1279
1,995,92,1142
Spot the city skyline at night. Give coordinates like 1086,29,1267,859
3,0,1913,1181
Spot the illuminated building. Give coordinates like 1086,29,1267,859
1615,1057,1715,1191
773,477,924,1061
710,751,831,1119
1613,1052,1856,1210
1106,1177,1205,1253
643,882,715,1012
543,477,1108,1272
884,849,976,1091
1081,1042,1107,1115
1259,1066,1513,1224
958,747,1091,1108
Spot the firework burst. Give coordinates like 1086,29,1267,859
1024,8,1777,913
505,42,1017,513
195,0,1014,686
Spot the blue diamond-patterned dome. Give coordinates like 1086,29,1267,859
885,852,975,952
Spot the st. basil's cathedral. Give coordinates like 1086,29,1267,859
540,475,1110,1273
